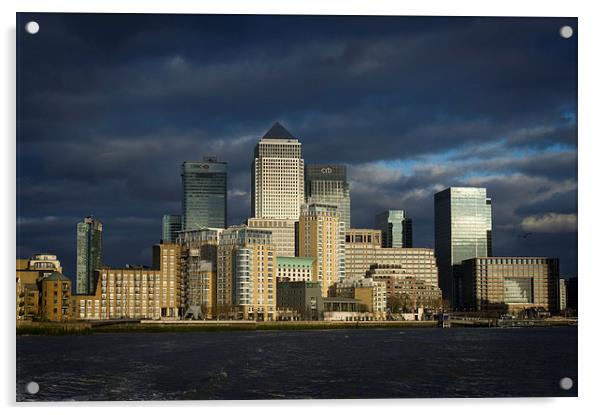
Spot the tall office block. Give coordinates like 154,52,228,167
76,216,103,295
434,187,492,309
375,210,413,248
251,122,304,220
217,225,276,321
305,164,351,228
298,203,346,297
182,157,227,230
162,214,182,243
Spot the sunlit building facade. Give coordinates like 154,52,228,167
251,122,304,220
217,226,276,321
365,264,443,312
73,244,181,320
16,255,63,320
40,271,72,322
329,277,387,318
345,229,439,288
460,257,559,314
298,204,346,297
247,218,296,257
276,256,314,283
434,187,492,308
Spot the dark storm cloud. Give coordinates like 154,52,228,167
16,13,577,278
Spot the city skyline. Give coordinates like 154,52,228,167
17,14,577,280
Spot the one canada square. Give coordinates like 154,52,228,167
251,122,305,220
249,123,304,257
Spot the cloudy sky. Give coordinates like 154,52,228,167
16,13,577,279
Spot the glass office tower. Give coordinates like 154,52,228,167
162,214,182,243
434,187,492,309
182,157,227,230
374,209,413,248
305,164,351,228
76,216,103,294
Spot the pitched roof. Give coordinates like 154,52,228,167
43,271,71,282
262,122,295,139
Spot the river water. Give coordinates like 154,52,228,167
16,326,577,401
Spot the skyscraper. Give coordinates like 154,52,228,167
375,210,413,248
298,203,346,297
305,164,351,228
162,214,182,243
251,122,304,220
76,216,103,295
181,157,227,230
434,187,492,309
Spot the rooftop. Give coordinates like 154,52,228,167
262,122,296,139
43,271,71,282
276,256,315,267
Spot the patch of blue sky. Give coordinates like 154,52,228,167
376,148,464,172
458,170,513,181
373,139,575,178
509,142,576,158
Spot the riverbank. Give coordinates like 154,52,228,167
16,318,576,335
17,320,437,335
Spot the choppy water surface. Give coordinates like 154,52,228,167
17,327,577,401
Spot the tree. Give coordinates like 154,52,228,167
398,293,412,313
387,296,402,314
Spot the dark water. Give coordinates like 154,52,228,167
16,327,577,401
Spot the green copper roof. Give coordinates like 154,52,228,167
276,256,315,267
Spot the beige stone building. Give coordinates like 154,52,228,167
217,225,276,321
40,271,72,321
329,277,387,318
461,257,560,314
298,203,346,297
73,243,181,320
366,264,443,312
16,254,63,320
247,218,296,257
345,228,439,288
